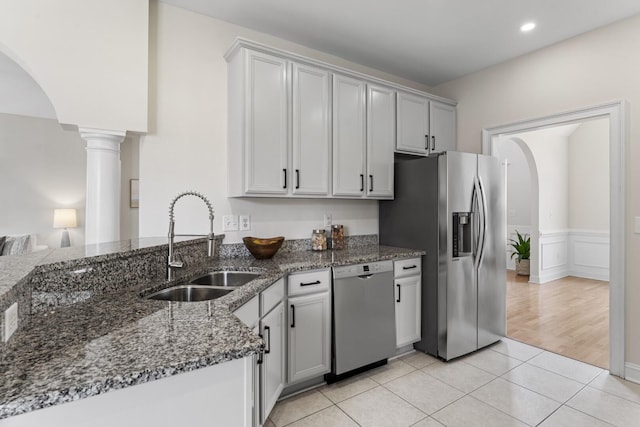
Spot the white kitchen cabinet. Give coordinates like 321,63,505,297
292,63,331,196
396,91,430,155
366,83,395,199
394,257,422,348
260,301,284,423
227,47,289,196
332,73,366,197
396,90,456,156
287,269,331,384
429,100,457,154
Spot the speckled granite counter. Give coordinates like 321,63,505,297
0,241,423,420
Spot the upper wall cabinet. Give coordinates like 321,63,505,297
228,48,289,196
332,74,366,197
396,90,457,156
225,38,457,199
366,84,395,199
292,63,331,196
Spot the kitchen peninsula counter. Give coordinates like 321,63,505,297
0,239,423,420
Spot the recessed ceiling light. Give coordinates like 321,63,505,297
520,22,536,32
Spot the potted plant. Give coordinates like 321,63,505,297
509,230,530,276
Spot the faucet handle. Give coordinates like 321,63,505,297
169,253,184,268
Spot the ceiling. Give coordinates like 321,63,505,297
2,1,640,120
161,0,640,87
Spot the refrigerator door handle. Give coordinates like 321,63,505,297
473,176,487,269
475,176,488,268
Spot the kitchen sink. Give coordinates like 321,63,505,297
189,271,260,288
145,285,233,302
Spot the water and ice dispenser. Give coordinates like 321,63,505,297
452,212,472,257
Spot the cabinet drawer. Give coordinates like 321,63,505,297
261,278,285,315
287,269,330,296
233,295,259,328
394,257,421,278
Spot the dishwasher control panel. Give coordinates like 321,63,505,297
333,260,393,279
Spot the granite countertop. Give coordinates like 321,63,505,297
0,244,423,419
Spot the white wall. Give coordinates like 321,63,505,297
120,136,140,239
568,118,609,231
494,139,531,227
512,126,571,232
432,13,640,363
0,113,86,248
0,0,148,132
140,3,429,242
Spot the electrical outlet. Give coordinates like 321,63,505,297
222,215,239,232
239,215,251,231
4,302,18,342
323,213,332,227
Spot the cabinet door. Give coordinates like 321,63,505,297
292,63,331,196
288,292,331,383
366,84,395,199
395,275,422,348
332,74,366,197
244,50,289,194
396,91,429,155
429,100,457,154
260,301,284,423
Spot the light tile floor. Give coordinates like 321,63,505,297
267,338,640,426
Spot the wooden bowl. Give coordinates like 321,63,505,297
242,236,284,259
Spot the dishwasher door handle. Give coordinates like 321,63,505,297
357,274,374,279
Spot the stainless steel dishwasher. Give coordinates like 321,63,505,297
331,260,396,378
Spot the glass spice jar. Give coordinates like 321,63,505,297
311,229,327,251
331,224,345,250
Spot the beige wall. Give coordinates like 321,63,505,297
0,0,148,132
433,14,640,363
568,118,610,231
140,2,430,241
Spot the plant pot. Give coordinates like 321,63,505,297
516,259,530,276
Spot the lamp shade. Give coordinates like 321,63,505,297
53,209,78,229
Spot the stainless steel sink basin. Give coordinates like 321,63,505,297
189,271,260,288
145,285,233,302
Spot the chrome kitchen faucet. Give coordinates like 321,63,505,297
167,191,215,281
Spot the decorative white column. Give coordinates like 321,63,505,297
80,128,126,245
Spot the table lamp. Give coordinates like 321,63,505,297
53,208,77,248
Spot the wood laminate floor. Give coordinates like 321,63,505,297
506,270,609,369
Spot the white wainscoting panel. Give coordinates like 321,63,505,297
568,230,610,281
539,231,569,283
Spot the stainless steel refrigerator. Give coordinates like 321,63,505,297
379,151,506,360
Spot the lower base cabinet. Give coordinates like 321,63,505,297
260,301,284,423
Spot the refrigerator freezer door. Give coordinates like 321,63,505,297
438,152,478,360
477,155,507,348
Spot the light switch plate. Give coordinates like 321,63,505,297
4,302,18,342
635,216,640,234
324,213,332,227
223,215,239,232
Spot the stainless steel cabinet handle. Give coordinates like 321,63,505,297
300,280,321,286
360,174,364,192
295,169,300,189
282,169,287,189
290,304,295,328
396,284,401,303
369,175,373,192
264,325,271,354
402,265,417,270
431,135,435,151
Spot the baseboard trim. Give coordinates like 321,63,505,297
624,363,640,384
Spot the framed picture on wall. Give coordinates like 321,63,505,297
130,179,139,208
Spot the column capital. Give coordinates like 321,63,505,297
79,128,126,152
